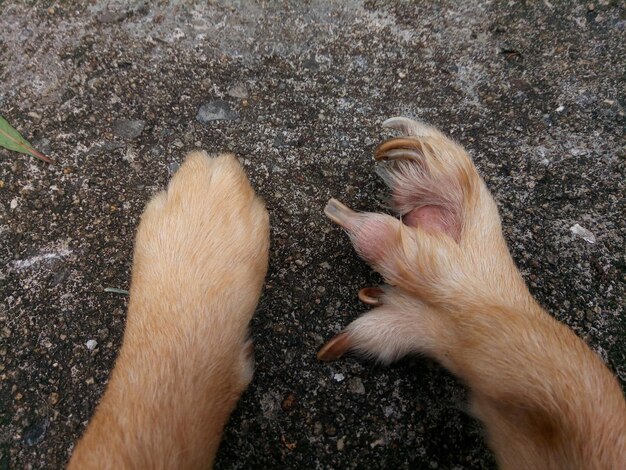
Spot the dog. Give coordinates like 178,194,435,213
69,121,625,468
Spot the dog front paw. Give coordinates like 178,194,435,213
129,151,270,384
319,118,520,363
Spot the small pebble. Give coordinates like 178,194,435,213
22,419,49,447
336,437,345,451
370,437,385,448
86,339,98,350
281,392,297,411
111,119,145,139
348,377,365,395
227,84,249,99
196,100,238,123
48,392,59,405
570,224,596,244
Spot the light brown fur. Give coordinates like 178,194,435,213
68,152,269,469
319,117,626,469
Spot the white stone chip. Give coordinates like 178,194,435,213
570,224,596,244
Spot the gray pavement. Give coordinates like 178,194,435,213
1,1,625,468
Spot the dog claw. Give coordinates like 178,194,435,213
382,116,441,138
317,332,351,362
324,198,357,229
374,137,423,161
382,116,417,133
375,148,423,161
358,287,384,306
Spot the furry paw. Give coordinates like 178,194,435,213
319,118,521,363
130,151,269,386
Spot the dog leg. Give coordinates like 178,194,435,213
69,152,269,469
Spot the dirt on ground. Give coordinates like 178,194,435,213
1,1,625,468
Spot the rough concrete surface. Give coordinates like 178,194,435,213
1,1,625,468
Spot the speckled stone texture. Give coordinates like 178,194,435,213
1,1,624,468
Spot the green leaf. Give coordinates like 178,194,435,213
104,287,129,295
0,115,54,163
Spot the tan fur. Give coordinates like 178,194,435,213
68,152,269,469
319,117,626,469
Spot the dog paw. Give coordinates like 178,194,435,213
319,118,519,363
137,151,269,282
130,151,269,383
